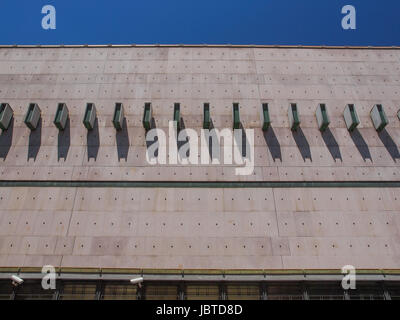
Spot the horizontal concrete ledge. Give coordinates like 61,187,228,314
0,44,399,50
0,180,400,188
0,268,398,282
0,273,388,282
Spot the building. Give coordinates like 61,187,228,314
0,44,399,299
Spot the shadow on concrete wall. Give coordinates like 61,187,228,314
87,118,100,161
58,118,70,161
349,129,372,161
378,129,400,161
321,128,342,161
292,127,312,162
0,117,13,160
263,127,281,162
116,118,129,161
28,118,41,161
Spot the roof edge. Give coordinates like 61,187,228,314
0,44,399,50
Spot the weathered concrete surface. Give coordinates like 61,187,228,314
0,47,399,182
0,186,399,269
0,46,399,270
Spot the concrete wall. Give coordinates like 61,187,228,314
0,46,399,270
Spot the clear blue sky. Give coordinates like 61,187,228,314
0,0,399,45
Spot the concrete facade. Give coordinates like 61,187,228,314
0,45,400,271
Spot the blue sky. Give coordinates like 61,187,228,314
0,0,399,45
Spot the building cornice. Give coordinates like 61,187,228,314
0,44,399,50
